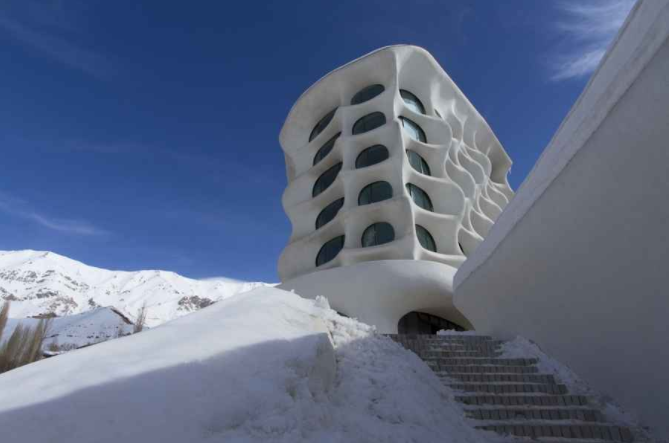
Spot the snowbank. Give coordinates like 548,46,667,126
0,287,487,443
501,337,645,433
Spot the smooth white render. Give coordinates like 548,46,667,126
0,287,492,443
0,250,267,326
278,45,513,281
279,260,472,332
454,0,669,439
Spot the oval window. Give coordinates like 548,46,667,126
416,225,436,252
315,198,344,229
400,90,425,114
316,235,345,266
406,150,431,176
351,84,385,105
361,222,395,247
313,162,342,198
400,117,427,143
358,181,393,206
355,145,389,169
309,108,337,142
406,183,433,212
313,132,341,166
352,112,386,135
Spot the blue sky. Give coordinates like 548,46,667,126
0,0,635,282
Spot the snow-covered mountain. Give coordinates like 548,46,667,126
0,250,268,327
3,307,135,351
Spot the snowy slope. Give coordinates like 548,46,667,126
0,287,492,443
2,307,135,350
0,250,268,326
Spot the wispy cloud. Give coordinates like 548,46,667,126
549,0,636,81
0,1,115,79
0,191,109,236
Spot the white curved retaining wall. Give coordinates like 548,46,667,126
278,45,513,282
454,0,669,438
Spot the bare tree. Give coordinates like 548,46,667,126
133,302,148,334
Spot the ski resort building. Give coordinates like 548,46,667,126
277,45,513,333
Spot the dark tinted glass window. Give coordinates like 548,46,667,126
361,222,395,247
313,162,342,197
309,108,337,142
351,84,385,105
406,150,431,176
355,145,389,169
315,198,344,229
406,183,433,211
400,90,425,114
313,132,341,166
400,117,427,143
435,109,442,118
358,181,393,206
352,112,386,135
316,235,345,266
416,225,436,252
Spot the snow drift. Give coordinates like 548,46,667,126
0,287,487,443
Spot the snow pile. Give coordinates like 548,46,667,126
0,287,489,443
2,307,134,350
501,336,645,433
0,250,268,326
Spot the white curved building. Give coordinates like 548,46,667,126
278,45,513,333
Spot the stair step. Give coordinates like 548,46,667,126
405,344,503,351
466,408,605,422
426,358,538,366
475,423,634,441
442,373,556,384
435,365,539,374
456,395,590,407
449,383,568,395
416,351,503,358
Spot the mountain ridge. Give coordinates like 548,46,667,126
0,250,268,326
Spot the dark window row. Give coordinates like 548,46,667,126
406,183,433,211
315,223,436,267
308,86,429,144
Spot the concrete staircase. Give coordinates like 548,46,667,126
388,334,635,442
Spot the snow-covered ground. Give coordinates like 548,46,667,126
0,287,494,443
2,307,134,350
501,336,651,438
0,250,268,326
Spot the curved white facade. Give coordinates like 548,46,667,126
278,45,513,331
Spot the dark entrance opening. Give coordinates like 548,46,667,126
397,311,465,334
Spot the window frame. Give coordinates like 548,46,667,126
400,90,426,115
358,181,393,206
315,198,345,229
361,222,395,248
351,84,385,106
316,235,345,267
352,112,386,135
416,225,437,252
355,145,389,169
313,162,343,198
405,183,434,212
309,108,338,142
400,117,427,143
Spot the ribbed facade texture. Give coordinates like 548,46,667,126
278,46,513,281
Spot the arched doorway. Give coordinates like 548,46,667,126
397,311,465,334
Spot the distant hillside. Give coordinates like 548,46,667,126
0,250,268,327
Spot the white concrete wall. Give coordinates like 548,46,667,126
278,46,513,281
279,260,472,333
454,1,669,438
